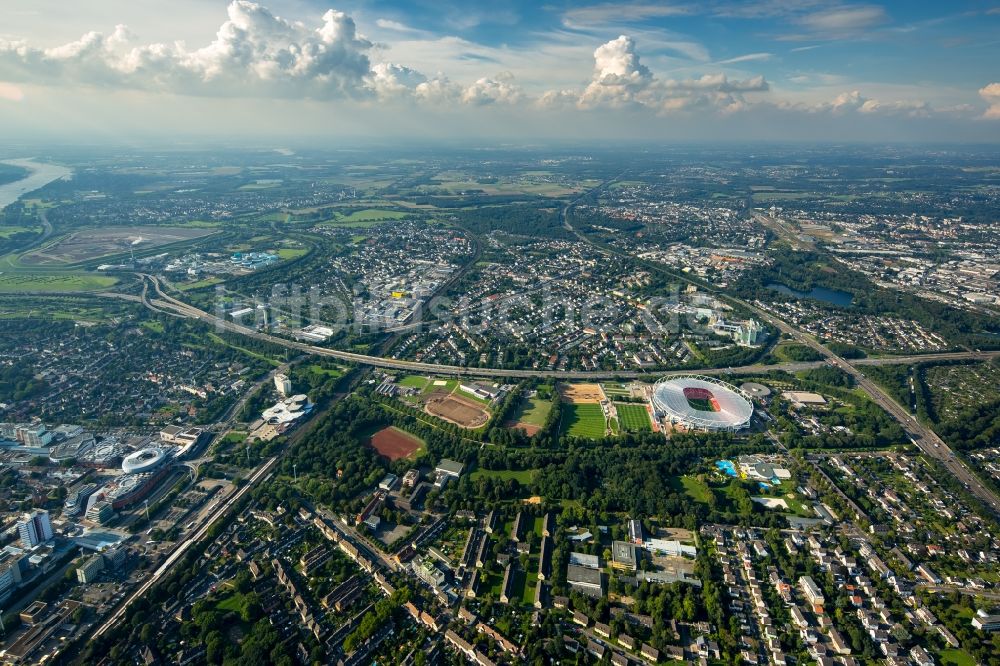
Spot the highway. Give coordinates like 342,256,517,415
128,274,998,380
130,235,1000,516
558,194,1000,516
742,299,1000,515
90,455,279,641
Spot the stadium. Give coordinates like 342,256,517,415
121,447,168,474
651,375,754,432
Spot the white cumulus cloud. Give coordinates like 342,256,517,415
979,82,1000,119
0,1,374,99
461,72,523,106
579,35,653,108
369,62,427,98
570,35,769,114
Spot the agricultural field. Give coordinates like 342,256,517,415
560,403,607,439
0,273,118,292
750,190,814,203
616,403,652,432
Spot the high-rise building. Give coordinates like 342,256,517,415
274,373,292,396
737,319,765,347
86,501,115,525
0,551,25,601
103,546,127,571
17,509,53,548
76,554,105,584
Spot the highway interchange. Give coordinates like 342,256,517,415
130,262,1000,517
80,197,1000,653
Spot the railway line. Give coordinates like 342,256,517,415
90,455,279,641
128,274,998,381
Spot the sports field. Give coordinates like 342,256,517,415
505,395,551,436
425,391,490,428
367,426,424,461
616,403,652,432
560,403,606,438
397,374,430,389
561,383,605,403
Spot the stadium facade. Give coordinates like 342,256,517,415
650,375,754,432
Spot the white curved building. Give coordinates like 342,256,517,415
651,375,754,432
121,447,168,474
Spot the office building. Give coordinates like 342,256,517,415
18,510,53,548
77,555,105,584
274,373,292,396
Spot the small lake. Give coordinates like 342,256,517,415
0,158,73,210
766,282,854,307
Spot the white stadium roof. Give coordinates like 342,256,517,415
651,375,754,431
121,447,168,474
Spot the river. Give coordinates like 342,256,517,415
0,158,73,210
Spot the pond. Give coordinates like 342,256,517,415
766,282,854,308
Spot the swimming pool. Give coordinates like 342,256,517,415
716,460,737,477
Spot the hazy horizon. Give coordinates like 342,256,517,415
2,0,999,143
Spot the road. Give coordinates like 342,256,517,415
115,202,1000,516
561,196,1000,516
114,275,1000,382
918,584,1000,601
90,455,279,641
744,299,1000,515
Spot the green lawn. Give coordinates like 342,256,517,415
616,403,652,432
560,403,606,439
422,378,458,394
341,209,408,222
397,374,430,389
319,209,409,227
0,225,42,238
679,475,714,503
469,469,538,485
306,364,343,378
276,247,308,259
686,397,717,412
940,649,976,666
519,569,537,606
0,273,118,292
509,396,551,427
177,277,222,291
216,591,246,613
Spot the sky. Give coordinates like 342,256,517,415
1,0,999,143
